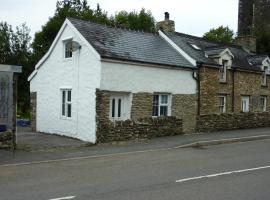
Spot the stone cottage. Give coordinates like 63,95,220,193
28,14,270,143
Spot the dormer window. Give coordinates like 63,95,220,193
64,40,73,59
219,60,228,82
261,66,267,86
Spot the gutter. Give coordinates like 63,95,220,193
195,62,203,116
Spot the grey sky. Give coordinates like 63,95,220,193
0,0,239,39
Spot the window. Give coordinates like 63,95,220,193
61,89,72,118
219,60,228,82
241,96,250,113
261,67,267,86
152,94,171,117
109,94,130,121
260,96,267,112
189,43,201,50
218,96,226,113
64,40,73,59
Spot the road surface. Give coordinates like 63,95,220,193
1,139,270,200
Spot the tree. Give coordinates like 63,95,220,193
203,26,234,44
0,22,32,115
114,8,156,32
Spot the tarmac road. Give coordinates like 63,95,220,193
0,139,270,200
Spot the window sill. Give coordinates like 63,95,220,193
61,116,72,120
63,58,72,62
261,85,268,88
219,80,227,84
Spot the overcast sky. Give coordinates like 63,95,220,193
0,0,239,39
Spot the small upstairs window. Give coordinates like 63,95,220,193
261,67,267,86
219,60,228,82
64,40,73,59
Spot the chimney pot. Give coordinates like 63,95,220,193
165,12,170,20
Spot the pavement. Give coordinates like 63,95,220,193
1,126,270,165
1,139,270,200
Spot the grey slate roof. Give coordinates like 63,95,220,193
246,55,268,66
68,17,194,69
169,32,266,71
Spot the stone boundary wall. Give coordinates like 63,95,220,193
0,131,12,149
96,89,183,143
97,116,183,143
30,92,37,132
197,112,270,132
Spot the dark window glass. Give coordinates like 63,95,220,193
118,99,121,117
62,91,66,116
65,42,73,58
160,106,168,116
67,90,71,102
112,98,115,118
67,104,72,117
152,95,159,116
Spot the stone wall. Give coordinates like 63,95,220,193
30,92,37,132
172,94,197,133
199,66,232,114
234,70,270,112
0,131,12,149
199,66,270,115
96,90,184,143
197,112,270,132
131,93,153,119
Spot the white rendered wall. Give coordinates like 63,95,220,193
30,24,101,142
100,61,196,94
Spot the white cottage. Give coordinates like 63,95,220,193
29,17,198,143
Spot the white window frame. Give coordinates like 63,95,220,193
61,89,72,118
241,96,250,113
109,93,131,121
261,67,267,86
64,40,73,59
219,60,228,82
260,96,267,112
218,96,226,113
152,94,171,117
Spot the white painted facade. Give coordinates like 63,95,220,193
30,21,101,142
100,61,196,94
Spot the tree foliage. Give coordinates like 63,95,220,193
0,22,32,114
203,26,234,44
114,8,155,32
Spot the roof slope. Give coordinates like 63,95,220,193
168,32,265,71
68,17,194,68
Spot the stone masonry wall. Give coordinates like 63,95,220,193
131,93,153,119
172,94,197,133
199,66,232,114
199,66,270,114
96,90,184,143
197,112,270,132
234,70,270,112
30,92,37,132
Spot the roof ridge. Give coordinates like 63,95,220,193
174,31,244,49
67,17,158,36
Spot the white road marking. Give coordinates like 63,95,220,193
49,196,76,200
176,165,270,183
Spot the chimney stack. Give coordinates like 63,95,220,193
156,12,175,33
235,35,257,53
